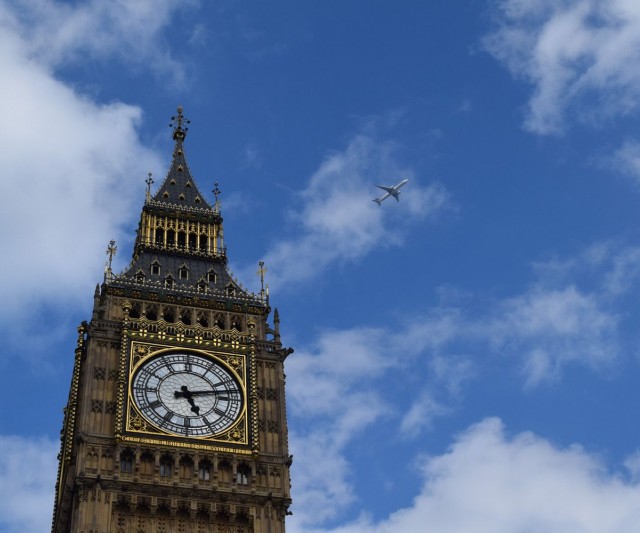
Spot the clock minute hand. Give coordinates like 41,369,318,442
188,389,239,396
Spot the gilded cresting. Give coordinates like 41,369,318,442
52,107,293,533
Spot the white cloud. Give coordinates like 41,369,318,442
2,0,193,82
0,435,58,533
610,140,640,184
400,281,618,387
290,418,640,533
260,134,450,288
484,0,640,134
400,390,449,438
490,285,618,385
0,1,192,351
0,29,160,320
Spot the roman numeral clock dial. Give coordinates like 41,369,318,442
131,352,243,437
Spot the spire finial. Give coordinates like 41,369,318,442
106,240,117,269
170,105,190,141
257,261,267,302
104,239,117,283
145,172,154,201
213,182,221,212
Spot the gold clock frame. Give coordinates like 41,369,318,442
119,340,251,452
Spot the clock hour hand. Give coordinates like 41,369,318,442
174,385,200,415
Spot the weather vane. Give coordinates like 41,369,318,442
212,181,221,211
104,239,117,283
106,240,117,270
145,172,154,200
170,105,190,140
257,261,268,302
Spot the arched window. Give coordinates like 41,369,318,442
230,316,242,331
139,451,154,478
135,270,145,283
162,306,175,323
155,228,165,245
159,455,173,477
199,234,207,251
179,455,194,481
188,233,197,250
177,231,186,249
179,309,192,325
198,459,211,481
119,449,134,474
207,269,217,284
129,303,141,319
166,229,175,247
236,462,251,485
145,305,158,321
164,275,174,289
197,312,209,328
151,261,161,276
218,458,232,483
178,266,189,280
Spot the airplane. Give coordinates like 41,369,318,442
372,178,409,205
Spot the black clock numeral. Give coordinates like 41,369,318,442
213,407,229,418
148,400,161,409
212,378,235,387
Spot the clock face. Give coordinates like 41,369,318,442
131,352,243,437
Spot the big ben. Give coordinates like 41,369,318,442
52,107,293,533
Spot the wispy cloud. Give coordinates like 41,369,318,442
609,139,640,184
483,0,640,135
490,285,618,385
258,134,450,289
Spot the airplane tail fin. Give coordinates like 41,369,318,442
373,198,382,206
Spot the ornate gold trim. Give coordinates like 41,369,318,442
120,340,250,449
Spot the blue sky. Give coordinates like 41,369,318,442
2,1,640,531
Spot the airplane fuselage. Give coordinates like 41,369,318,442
373,178,409,205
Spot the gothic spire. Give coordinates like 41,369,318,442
150,106,214,211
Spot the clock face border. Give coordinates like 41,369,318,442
122,341,250,448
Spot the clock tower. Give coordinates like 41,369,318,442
52,107,293,533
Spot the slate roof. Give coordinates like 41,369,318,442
151,138,214,211
113,250,258,304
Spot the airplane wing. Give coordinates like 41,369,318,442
374,179,408,205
